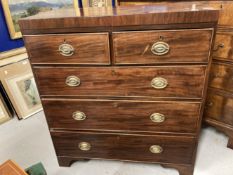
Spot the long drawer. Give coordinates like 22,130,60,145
43,99,201,134
24,33,110,65
51,131,196,165
209,62,233,93
34,66,206,98
205,88,233,126
112,29,212,64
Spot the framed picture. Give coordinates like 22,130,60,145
0,47,27,60
0,59,42,119
82,0,114,7
1,0,79,39
0,93,12,124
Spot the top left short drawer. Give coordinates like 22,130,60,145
24,33,110,65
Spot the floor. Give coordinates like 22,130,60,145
0,111,233,175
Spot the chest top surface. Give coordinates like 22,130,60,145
19,4,219,33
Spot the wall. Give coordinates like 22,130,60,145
0,2,24,52
0,0,115,53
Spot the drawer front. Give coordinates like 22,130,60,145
213,33,233,62
112,29,212,64
24,33,110,65
51,131,195,164
219,1,233,27
34,66,206,98
209,62,233,93
205,88,233,126
43,99,201,134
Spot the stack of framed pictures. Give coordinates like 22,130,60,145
0,59,42,119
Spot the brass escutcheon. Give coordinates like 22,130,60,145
150,113,165,123
79,142,91,151
66,75,80,87
59,43,74,56
151,77,168,89
150,145,163,154
151,41,169,55
72,111,86,121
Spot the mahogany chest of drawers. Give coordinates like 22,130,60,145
118,0,233,150
19,5,219,175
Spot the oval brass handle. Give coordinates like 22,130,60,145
206,102,213,107
150,145,163,154
150,113,165,123
59,43,74,56
66,76,80,87
78,142,91,151
151,41,169,55
151,77,168,89
72,111,86,121
213,43,224,52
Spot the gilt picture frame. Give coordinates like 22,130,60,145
82,0,115,7
1,0,79,39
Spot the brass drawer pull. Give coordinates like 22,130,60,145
151,41,169,55
151,77,168,89
150,113,165,123
213,43,224,52
72,111,86,121
59,43,74,56
79,142,91,151
206,102,213,107
66,76,80,87
150,145,163,154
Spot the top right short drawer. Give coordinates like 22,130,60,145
112,29,213,65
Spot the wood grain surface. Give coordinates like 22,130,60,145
24,33,110,65
0,160,27,175
34,66,207,98
51,131,196,165
218,1,233,27
19,5,219,33
213,33,233,62
209,62,233,93
205,88,233,126
117,0,233,28
113,29,212,64
43,99,201,134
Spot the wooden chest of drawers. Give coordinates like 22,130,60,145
118,0,233,150
19,5,218,175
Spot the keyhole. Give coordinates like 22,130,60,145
111,70,116,76
159,36,164,40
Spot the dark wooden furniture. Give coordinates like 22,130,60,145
19,5,218,175
118,0,233,150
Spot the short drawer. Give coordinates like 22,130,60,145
213,33,233,62
51,131,196,165
209,62,233,93
205,88,233,126
24,33,110,65
43,99,201,134
34,66,206,98
112,29,213,64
